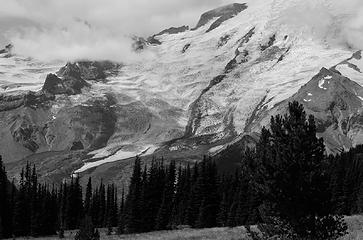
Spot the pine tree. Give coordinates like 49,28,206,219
155,160,176,230
30,165,39,237
0,156,11,238
13,166,31,236
59,182,68,231
125,157,143,233
65,176,83,229
186,162,201,227
85,178,92,216
261,101,341,238
171,164,190,227
98,181,106,227
197,158,219,228
217,191,229,227
117,188,125,234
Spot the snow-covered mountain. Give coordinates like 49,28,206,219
1,0,362,184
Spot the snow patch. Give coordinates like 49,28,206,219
318,78,329,90
75,145,158,173
209,145,224,154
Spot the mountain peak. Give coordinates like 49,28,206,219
293,67,363,112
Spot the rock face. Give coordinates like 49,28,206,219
132,37,148,51
147,26,190,45
0,58,121,163
42,73,89,95
156,26,189,36
0,44,13,55
0,92,117,163
0,92,54,112
247,63,363,153
45,96,117,151
290,67,363,152
57,61,120,81
193,3,248,32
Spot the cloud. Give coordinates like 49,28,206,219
1,0,362,62
278,0,363,50
0,0,239,62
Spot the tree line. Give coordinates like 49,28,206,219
0,101,362,239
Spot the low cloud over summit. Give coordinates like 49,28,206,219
0,0,362,62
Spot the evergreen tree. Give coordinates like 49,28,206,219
0,156,11,238
185,162,201,227
196,158,219,228
117,188,126,234
261,101,342,238
13,166,30,236
97,181,106,227
155,160,176,230
65,176,83,229
85,178,92,216
125,157,143,233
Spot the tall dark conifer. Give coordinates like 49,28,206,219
117,188,126,234
197,158,219,228
125,157,143,233
0,156,11,238
85,177,92,216
155,160,176,230
262,101,335,237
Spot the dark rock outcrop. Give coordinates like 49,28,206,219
57,61,120,81
0,91,54,112
182,43,191,53
11,122,40,152
261,34,276,51
156,26,189,36
71,141,84,151
147,36,162,45
42,74,67,95
193,3,247,32
0,44,13,55
147,26,190,46
132,37,148,51
42,73,89,95
46,95,117,151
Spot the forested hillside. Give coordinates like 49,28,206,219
1,102,362,239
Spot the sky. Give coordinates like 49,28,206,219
0,0,362,62
278,0,363,51
0,0,238,61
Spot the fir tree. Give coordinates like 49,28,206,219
85,178,92,216
196,158,219,228
0,156,11,238
261,101,342,238
117,188,126,234
125,157,143,233
155,160,176,230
